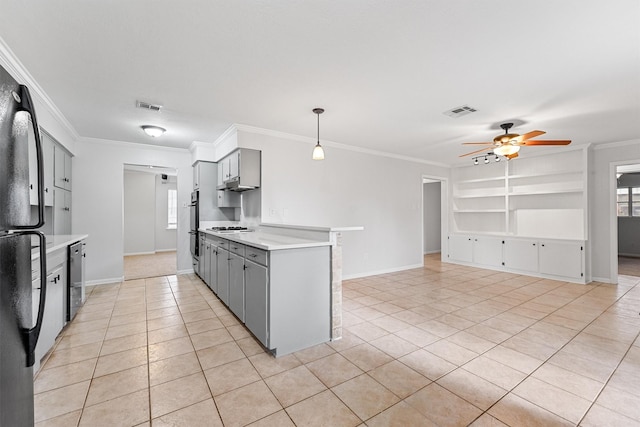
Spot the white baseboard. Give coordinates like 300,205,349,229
592,276,617,284
343,263,423,281
155,249,177,253
124,251,156,256
619,253,640,258
177,268,195,275
423,250,441,255
86,276,124,286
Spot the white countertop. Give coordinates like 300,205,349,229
199,229,331,251
32,234,88,258
260,223,364,232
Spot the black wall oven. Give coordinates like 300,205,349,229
190,191,199,258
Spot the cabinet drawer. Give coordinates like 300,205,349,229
245,246,268,266
212,238,228,251
229,242,245,256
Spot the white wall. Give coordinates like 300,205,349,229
423,182,441,254
217,128,450,278
73,138,192,284
590,140,640,282
123,171,156,254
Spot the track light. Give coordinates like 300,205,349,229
484,156,489,164
495,155,500,162
474,158,479,165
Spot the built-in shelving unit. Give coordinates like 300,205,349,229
451,148,587,240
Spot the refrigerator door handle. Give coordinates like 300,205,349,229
21,231,47,367
15,84,45,229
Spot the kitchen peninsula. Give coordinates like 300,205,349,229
197,223,362,356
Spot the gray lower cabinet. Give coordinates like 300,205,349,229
229,252,245,322
244,259,268,346
33,248,67,372
217,247,230,305
203,239,212,287
203,232,331,356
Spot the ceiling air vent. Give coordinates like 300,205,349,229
443,105,477,118
136,100,162,112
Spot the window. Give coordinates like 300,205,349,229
617,187,640,217
167,189,177,229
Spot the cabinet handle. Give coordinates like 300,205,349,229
541,244,545,247
249,254,257,258
30,184,33,189
45,188,48,193
533,243,536,246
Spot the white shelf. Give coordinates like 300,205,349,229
453,209,506,213
509,188,583,196
508,170,583,179
453,193,506,199
456,176,506,184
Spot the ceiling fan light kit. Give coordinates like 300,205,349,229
460,122,571,163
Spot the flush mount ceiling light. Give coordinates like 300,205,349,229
312,108,325,160
141,125,166,137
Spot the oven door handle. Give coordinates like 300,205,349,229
188,231,198,235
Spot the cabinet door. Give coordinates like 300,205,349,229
245,259,268,346
473,237,503,267
539,241,583,279
229,252,245,322
229,151,240,181
54,145,66,189
193,163,199,190
448,235,473,262
204,241,211,287
53,189,71,235
217,190,240,208
221,157,230,182
43,134,54,206
210,246,218,294
35,264,65,364
217,248,230,305
503,239,538,272
64,151,72,190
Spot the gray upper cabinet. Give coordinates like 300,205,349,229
28,128,55,206
193,160,216,191
217,148,261,191
54,144,72,191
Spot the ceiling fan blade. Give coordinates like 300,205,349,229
520,139,572,146
505,152,519,160
512,130,545,143
459,147,494,157
462,142,494,145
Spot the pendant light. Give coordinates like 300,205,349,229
312,108,325,160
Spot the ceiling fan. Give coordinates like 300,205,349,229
460,123,571,160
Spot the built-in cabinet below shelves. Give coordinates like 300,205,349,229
448,234,586,283
451,148,587,240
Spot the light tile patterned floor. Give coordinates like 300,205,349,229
123,251,176,281
34,254,640,426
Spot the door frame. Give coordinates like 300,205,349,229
421,175,449,264
609,159,640,284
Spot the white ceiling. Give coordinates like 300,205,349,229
1,1,639,165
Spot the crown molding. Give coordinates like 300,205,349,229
0,36,80,142
82,136,190,153
213,125,239,148
232,123,450,168
188,140,214,151
592,138,640,151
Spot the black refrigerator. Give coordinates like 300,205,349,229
0,63,48,426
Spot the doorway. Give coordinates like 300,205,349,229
422,176,447,264
123,164,178,280
615,163,640,278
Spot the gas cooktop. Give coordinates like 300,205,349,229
209,226,253,233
